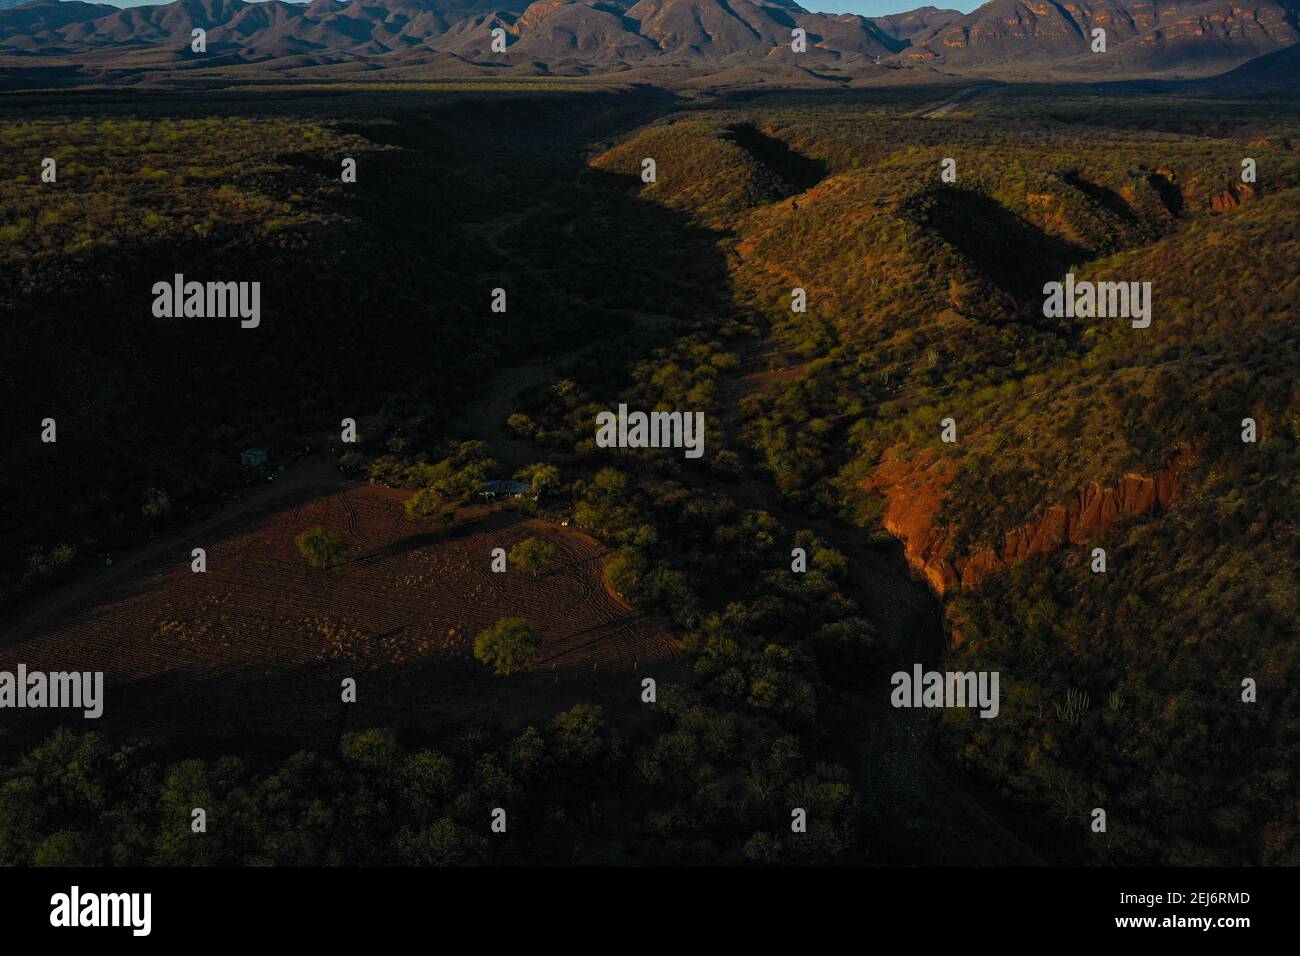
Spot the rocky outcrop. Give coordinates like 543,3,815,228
870,448,1193,597
1211,182,1257,212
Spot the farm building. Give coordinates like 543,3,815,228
241,447,269,467
478,480,534,500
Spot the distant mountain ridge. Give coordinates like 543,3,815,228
913,0,1300,77
0,0,1296,80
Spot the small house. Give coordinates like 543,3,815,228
478,480,534,500
241,447,268,467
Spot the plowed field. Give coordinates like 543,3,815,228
0,479,679,747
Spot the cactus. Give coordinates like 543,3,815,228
1054,687,1090,725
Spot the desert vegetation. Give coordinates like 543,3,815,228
296,526,349,570
0,80,1295,867
508,538,557,576
474,618,544,675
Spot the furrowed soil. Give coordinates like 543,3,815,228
0,473,679,750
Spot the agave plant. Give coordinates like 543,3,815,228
1107,687,1125,712
1054,687,1090,725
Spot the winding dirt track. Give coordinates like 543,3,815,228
337,491,361,538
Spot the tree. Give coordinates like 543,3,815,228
508,537,557,576
604,549,643,599
550,704,605,766
399,751,456,816
32,831,94,867
141,487,171,519
507,414,537,437
340,729,401,773
473,617,543,676
515,462,560,497
396,818,487,866
404,488,453,522
296,527,349,569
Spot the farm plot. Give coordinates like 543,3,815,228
0,483,679,747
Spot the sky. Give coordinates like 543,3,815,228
94,0,986,13
805,0,981,12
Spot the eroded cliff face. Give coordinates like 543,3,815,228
869,448,1192,597
1211,182,1257,212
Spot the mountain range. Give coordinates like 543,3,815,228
0,0,1297,81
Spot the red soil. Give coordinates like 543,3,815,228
0,481,679,747
868,448,1192,597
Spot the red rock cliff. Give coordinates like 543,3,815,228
869,448,1192,597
